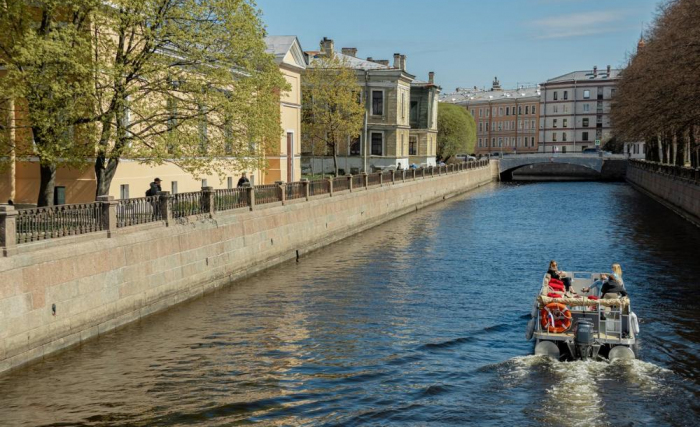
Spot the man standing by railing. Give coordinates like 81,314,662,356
237,172,250,188
147,178,162,219
147,178,162,197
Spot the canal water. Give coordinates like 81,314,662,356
1,182,699,426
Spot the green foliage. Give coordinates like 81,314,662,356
91,0,288,195
301,54,365,174
0,0,100,166
437,103,475,160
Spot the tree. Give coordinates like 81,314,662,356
302,55,364,176
0,0,99,206
611,0,700,167
437,103,475,161
89,0,287,196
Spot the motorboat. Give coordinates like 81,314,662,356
525,272,639,361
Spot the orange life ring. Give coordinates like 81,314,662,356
540,303,572,333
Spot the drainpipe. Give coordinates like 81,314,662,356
363,70,369,173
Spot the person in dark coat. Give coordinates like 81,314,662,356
548,260,573,292
147,178,162,197
237,172,250,187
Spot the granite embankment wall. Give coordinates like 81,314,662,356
0,163,497,374
626,160,700,227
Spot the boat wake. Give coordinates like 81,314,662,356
492,356,673,427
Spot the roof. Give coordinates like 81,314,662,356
545,69,622,83
307,51,394,71
441,86,541,104
265,36,306,69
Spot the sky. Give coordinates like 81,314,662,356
255,0,661,93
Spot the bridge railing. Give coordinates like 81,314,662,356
0,159,491,255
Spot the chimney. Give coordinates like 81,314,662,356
320,37,334,56
428,72,435,84
393,53,401,69
606,65,611,75
401,54,407,71
593,65,598,77
377,59,390,66
341,47,357,57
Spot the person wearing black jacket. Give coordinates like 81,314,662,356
601,275,628,298
237,172,250,187
548,260,573,292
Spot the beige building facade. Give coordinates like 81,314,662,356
306,38,439,173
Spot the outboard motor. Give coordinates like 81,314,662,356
574,319,595,360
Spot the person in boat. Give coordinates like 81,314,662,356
582,264,627,297
547,260,572,292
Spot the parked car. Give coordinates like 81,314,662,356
582,148,600,154
455,154,477,162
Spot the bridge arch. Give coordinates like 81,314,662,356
500,162,602,181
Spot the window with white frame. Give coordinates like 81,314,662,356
372,90,383,116
583,104,590,112
583,90,590,99
371,132,383,155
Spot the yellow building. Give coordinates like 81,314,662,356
0,36,306,205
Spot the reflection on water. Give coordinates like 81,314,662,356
0,182,698,426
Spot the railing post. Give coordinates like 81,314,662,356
431,166,435,177
347,174,353,192
275,180,286,205
327,177,334,197
422,167,426,179
158,191,172,226
301,178,310,201
202,186,215,217
361,172,368,189
390,170,396,184
243,183,255,211
379,171,384,186
96,195,117,236
0,205,18,257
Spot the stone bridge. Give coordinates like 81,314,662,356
496,153,628,181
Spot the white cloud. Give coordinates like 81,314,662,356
532,10,631,39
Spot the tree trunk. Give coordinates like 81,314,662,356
332,142,338,176
37,163,56,207
94,156,120,198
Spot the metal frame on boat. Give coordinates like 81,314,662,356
526,272,639,361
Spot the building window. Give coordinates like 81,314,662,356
525,105,529,115
202,179,208,188
562,133,567,142
582,132,589,141
486,108,490,117
583,104,590,112
491,122,495,131
518,120,523,129
498,137,503,147
470,109,475,117
563,105,568,113
553,119,558,128
372,90,383,116
531,120,535,129
498,122,502,131
120,184,129,200
553,91,558,100
371,132,383,155
511,121,515,130
350,136,361,156
517,137,521,147
506,107,510,116
479,108,483,117
478,122,482,132
531,137,535,147
583,118,589,127
524,121,529,130
227,177,233,189
563,119,568,128
491,138,496,147
511,137,516,146
171,181,178,194
563,91,568,100
583,90,590,99
518,106,522,115
532,105,536,115
553,133,557,142
493,107,497,116
553,105,558,113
